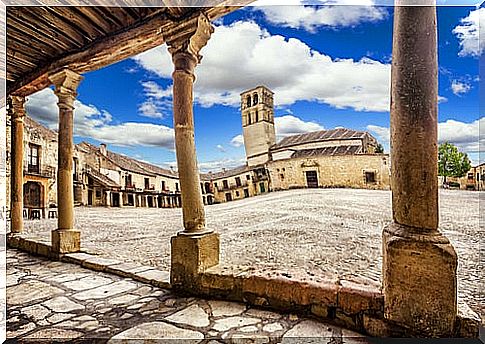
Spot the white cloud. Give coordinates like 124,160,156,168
138,101,164,119
230,134,244,147
25,88,175,150
367,117,484,159
274,115,324,139
199,157,247,173
451,80,472,96
259,5,387,32
132,20,391,112
216,144,226,152
453,8,485,57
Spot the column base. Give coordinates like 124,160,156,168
171,230,219,290
52,229,81,254
382,223,458,337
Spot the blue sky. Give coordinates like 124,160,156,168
25,4,483,170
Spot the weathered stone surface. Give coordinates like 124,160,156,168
106,263,153,276
44,313,76,325
209,300,246,317
61,252,94,264
24,328,83,339
44,272,90,283
82,256,121,271
282,320,333,341
52,230,81,254
63,275,113,291
43,296,84,313
8,280,63,305
108,322,204,342
232,333,270,343
135,269,170,288
213,316,260,332
457,301,481,338
263,322,284,332
108,294,139,305
72,280,137,300
245,308,282,320
382,224,457,337
22,304,51,321
362,314,390,337
338,280,383,314
165,304,210,328
239,325,259,333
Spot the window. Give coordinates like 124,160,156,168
244,189,250,198
365,171,376,184
246,95,251,108
175,183,179,192
235,191,240,197
161,180,166,191
235,177,241,187
28,144,40,173
214,182,218,188
246,174,251,180
467,173,474,181
223,180,229,189
248,112,252,125
95,190,101,198
255,110,259,122
259,182,266,193
126,174,133,188
477,173,480,181
145,178,150,189
225,193,232,202
253,93,258,105
280,174,285,180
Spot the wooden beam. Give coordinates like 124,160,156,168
8,3,253,97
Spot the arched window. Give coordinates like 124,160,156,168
253,93,258,105
255,110,259,122
246,95,251,108
248,112,252,125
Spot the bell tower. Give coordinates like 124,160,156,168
241,86,276,166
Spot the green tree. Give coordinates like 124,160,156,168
438,142,471,184
375,143,384,154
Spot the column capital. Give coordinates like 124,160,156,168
9,95,26,119
48,69,83,106
165,13,214,72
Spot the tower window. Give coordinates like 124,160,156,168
253,93,258,105
246,95,251,108
255,110,259,122
248,112,252,125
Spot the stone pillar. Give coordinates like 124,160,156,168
49,69,83,254
382,1,457,337
9,96,25,234
106,191,111,207
166,13,220,289
119,192,124,207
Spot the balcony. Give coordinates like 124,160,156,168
144,184,156,191
124,183,136,191
24,165,55,178
217,181,248,192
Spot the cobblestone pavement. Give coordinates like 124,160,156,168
6,249,370,343
21,189,483,320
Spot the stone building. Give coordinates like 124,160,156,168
209,85,390,198
439,163,485,190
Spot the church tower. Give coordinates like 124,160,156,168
241,86,276,166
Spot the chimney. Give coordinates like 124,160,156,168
100,143,107,156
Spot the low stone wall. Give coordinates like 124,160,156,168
7,234,480,338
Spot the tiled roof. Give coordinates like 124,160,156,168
85,166,120,188
291,145,363,159
205,165,250,180
271,128,368,151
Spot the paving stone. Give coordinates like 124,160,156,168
166,304,210,328
232,333,270,344
62,252,94,264
22,303,51,321
82,256,122,271
239,325,259,333
282,320,334,342
6,272,27,287
24,328,83,339
108,293,140,305
120,313,133,320
107,321,204,342
43,296,85,313
209,300,247,317
44,272,90,283
245,308,282,320
71,280,138,300
135,269,170,285
213,316,260,332
7,322,36,338
7,280,64,305
45,313,76,325
263,322,284,332
107,263,154,275
63,275,113,291
132,285,153,296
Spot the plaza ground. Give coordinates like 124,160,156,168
22,188,483,320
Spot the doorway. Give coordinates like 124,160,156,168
305,170,319,188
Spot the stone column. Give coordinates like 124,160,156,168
119,192,124,207
166,13,220,289
106,191,111,207
9,96,25,234
382,1,457,337
49,69,83,254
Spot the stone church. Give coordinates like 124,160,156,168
210,86,391,203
